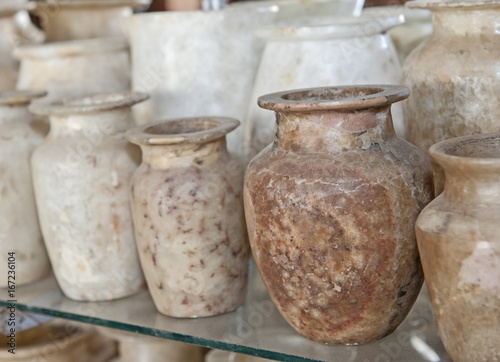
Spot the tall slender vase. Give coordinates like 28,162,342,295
29,92,147,301
127,117,249,318
416,133,500,362
244,85,434,344
403,0,500,194
0,90,50,288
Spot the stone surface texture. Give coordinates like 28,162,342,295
127,117,249,318
0,90,50,288
244,86,434,344
244,14,405,163
29,92,147,301
15,37,130,101
33,0,150,42
416,132,500,362
403,1,500,194
128,8,275,163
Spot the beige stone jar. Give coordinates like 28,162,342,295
0,90,50,288
415,132,500,362
33,0,150,42
15,37,130,101
403,0,500,194
127,117,249,318
244,85,434,344
29,92,147,302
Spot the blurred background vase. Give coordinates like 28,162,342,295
403,0,500,194
416,133,500,362
0,90,50,288
244,13,404,162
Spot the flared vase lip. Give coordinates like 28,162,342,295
429,132,500,168
258,85,409,113
126,117,240,146
0,90,47,106
32,0,150,10
406,0,500,11
13,36,128,60
28,91,149,116
254,13,403,41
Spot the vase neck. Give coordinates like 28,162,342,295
432,8,500,37
274,106,396,153
443,165,500,205
0,105,31,125
48,109,134,137
140,138,228,169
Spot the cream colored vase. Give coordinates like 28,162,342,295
403,0,500,194
244,14,404,161
0,90,50,288
33,0,150,42
29,92,147,302
128,8,276,163
15,37,130,101
127,117,249,318
416,132,500,362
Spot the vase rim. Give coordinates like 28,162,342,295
406,0,500,11
28,91,149,116
13,37,128,60
126,117,240,146
258,85,409,112
255,13,403,41
32,0,149,10
0,90,46,106
430,133,500,167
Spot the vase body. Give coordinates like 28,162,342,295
244,14,404,162
34,0,149,42
15,37,130,101
244,85,434,344
403,1,500,194
30,92,147,301
127,117,249,318
416,132,500,362
0,90,50,288
128,8,275,163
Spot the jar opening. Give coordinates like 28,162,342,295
281,87,385,102
144,118,222,136
441,134,500,160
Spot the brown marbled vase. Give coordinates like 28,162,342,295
416,133,500,362
127,117,249,318
243,85,434,345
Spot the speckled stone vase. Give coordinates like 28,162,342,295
403,0,500,194
244,85,434,344
126,117,249,318
29,92,147,302
416,133,500,362
0,90,50,288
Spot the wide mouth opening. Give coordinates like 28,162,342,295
281,87,385,102
433,134,500,161
144,118,222,136
63,93,131,107
407,0,500,10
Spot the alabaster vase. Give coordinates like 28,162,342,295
15,37,130,101
244,13,404,162
127,117,249,318
244,85,434,344
0,90,50,288
416,133,500,362
33,0,150,42
29,92,147,302
403,0,500,194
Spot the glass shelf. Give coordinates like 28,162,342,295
0,262,451,362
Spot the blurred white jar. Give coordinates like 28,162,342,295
244,13,404,161
0,90,50,288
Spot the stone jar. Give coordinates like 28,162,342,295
29,92,147,302
244,85,434,344
415,132,500,362
15,37,130,101
244,14,404,162
98,327,205,362
403,0,500,194
128,8,276,163
126,117,249,318
33,0,150,42
0,90,50,288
